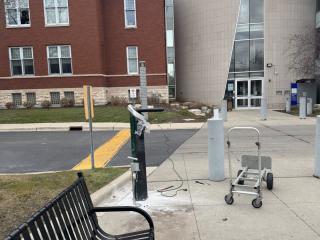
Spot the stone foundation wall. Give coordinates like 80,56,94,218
0,85,169,108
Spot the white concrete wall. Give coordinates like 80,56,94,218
264,0,316,109
175,0,240,106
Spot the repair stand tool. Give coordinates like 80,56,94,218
128,105,164,201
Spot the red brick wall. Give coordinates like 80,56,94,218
0,0,167,90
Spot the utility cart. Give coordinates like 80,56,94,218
224,127,273,208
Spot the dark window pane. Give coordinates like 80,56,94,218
24,59,34,74
169,87,175,98
237,81,249,97
12,93,22,106
50,92,60,105
26,93,36,105
250,23,264,39
250,39,264,71
238,0,249,24
250,0,264,23
237,99,248,108
250,71,264,77
20,9,29,24
8,9,18,25
229,47,235,72
235,40,250,72
251,99,261,107
236,24,249,40
235,72,249,78
251,80,262,96
61,58,72,74
167,47,175,63
12,60,22,75
49,58,60,74
317,0,320,12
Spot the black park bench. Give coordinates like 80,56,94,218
6,172,155,240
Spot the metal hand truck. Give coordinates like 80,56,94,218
224,127,273,209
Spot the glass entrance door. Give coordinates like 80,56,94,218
235,78,263,109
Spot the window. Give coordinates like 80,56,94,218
50,92,60,105
64,91,74,101
9,47,34,76
44,0,69,25
124,0,136,28
26,92,36,105
4,0,30,27
126,46,138,74
12,93,22,106
47,45,72,75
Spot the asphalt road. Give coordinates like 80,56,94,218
109,129,197,167
0,131,116,173
0,129,197,174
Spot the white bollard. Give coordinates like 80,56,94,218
299,97,307,119
208,118,225,181
314,116,320,178
307,98,313,116
285,96,291,113
260,98,267,121
213,108,220,119
221,100,228,122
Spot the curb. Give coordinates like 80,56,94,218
91,167,157,206
0,122,205,132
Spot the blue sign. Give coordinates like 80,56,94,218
291,83,298,106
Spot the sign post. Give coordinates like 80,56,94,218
83,85,95,169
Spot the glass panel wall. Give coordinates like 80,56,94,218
226,0,264,108
165,0,176,99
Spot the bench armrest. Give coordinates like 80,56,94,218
92,206,154,230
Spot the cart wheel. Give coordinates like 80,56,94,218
224,194,234,205
252,198,263,208
237,170,244,185
266,172,273,190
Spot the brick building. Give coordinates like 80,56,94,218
0,0,176,108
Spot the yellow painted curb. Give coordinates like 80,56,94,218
73,129,131,170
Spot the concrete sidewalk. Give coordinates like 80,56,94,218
0,122,204,132
96,110,320,240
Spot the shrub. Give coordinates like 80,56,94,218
41,100,52,109
5,102,16,110
110,96,127,106
23,102,36,109
60,98,75,108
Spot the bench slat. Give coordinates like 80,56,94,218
42,211,57,239
53,203,74,240
71,188,93,238
21,228,32,240
48,207,65,239
62,194,84,239
28,221,42,240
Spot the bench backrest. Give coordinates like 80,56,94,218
6,172,101,240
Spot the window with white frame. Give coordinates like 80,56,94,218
44,0,69,25
9,47,34,76
47,45,72,75
4,0,30,27
64,91,74,101
126,46,138,74
124,0,136,28
50,92,60,105
26,92,36,105
12,93,22,106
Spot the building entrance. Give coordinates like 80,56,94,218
235,78,263,109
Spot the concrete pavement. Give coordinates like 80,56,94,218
96,110,320,240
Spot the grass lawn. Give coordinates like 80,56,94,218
0,168,127,238
277,107,320,117
0,105,208,124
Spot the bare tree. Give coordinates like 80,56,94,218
286,32,319,79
